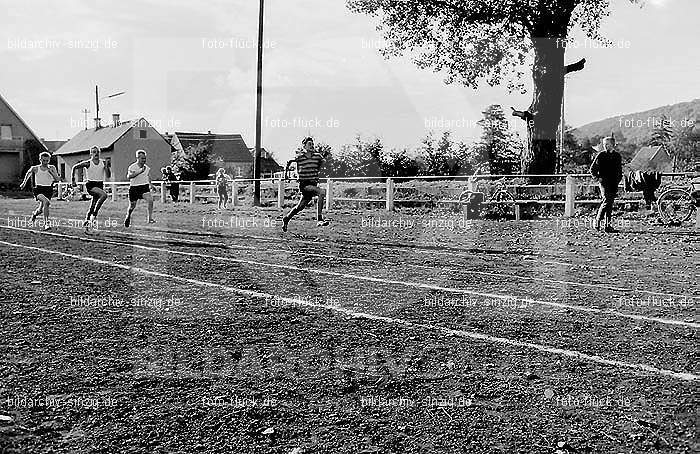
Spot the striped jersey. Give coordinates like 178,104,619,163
296,152,324,181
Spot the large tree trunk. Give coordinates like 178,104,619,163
521,37,566,178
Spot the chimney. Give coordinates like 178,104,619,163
112,113,120,127
207,130,212,134
94,117,102,129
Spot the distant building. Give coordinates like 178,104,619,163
169,131,281,178
41,139,68,154
55,115,172,182
247,147,283,178
627,146,674,172
0,93,48,183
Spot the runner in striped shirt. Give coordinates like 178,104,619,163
282,137,329,232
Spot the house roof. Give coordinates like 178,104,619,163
628,146,673,171
42,140,68,153
0,93,48,151
55,118,151,155
172,132,251,162
248,147,282,170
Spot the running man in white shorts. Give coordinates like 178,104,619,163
19,152,61,230
71,146,111,232
124,149,156,227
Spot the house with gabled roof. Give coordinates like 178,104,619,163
627,146,673,172
55,115,172,182
170,131,281,178
0,93,48,183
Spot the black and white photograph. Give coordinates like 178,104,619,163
0,0,698,452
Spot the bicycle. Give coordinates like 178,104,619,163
458,164,517,219
656,174,700,225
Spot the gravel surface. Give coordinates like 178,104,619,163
0,196,697,453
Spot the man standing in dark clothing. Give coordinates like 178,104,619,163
163,166,180,202
590,136,623,232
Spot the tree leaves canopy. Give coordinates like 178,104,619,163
347,0,642,92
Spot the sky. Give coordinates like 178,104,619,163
1,0,698,162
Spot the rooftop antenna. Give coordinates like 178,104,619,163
94,85,126,129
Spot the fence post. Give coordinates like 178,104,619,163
111,182,117,201
232,180,239,206
189,182,195,204
325,178,333,211
160,182,166,203
277,178,285,208
515,204,521,221
56,183,63,199
386,178,394,211
564,175,575,217
696,207,700,229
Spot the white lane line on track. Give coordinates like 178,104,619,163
15,222,692,301
3,225,697,329
0,238,696,382
139,225,583,266
138,224,695,277
134,225,698,299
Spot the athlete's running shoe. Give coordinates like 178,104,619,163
44,224,51,231
148,219,156,224
316,220,330,227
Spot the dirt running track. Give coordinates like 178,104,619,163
0,196,697,453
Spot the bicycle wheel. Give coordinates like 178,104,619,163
458,190,473,207
657,189,694,224
490,190,517,219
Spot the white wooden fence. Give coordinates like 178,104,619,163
57,172,697,223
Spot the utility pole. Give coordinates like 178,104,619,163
559,85,565,174
253,0,265,206
94,85,100,129
93,85,125,130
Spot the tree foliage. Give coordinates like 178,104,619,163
472,105,521,174
669,123,700,171
347,0,643,175
172,140,214,180
647,115,674,148
23,139,46,174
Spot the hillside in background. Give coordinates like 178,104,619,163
572,99,700,144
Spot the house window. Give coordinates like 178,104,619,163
139,129,147,139
0,125,12,140
60,163,66,179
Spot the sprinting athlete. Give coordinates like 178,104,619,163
71,146,111,232
215,168,230,210
19,152,61,230
282,137,329,232
124,149,156,227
